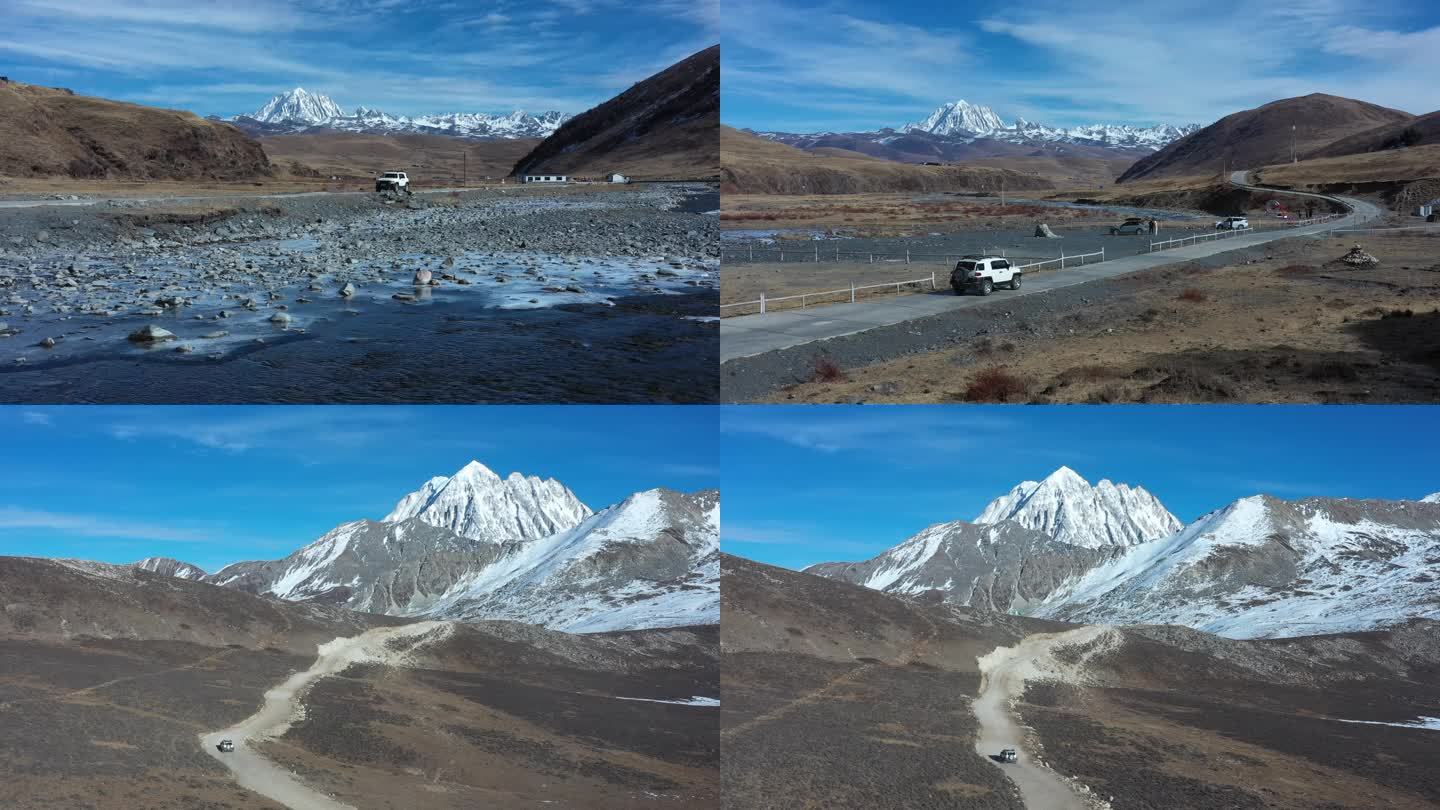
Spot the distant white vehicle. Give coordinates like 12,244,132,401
951,255,1021,296
375,171,410,194
217,739,235,753
999,748,1018,763
1215,216,1249,230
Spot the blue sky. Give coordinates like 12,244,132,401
721,406,1440,570
0,406,718,573
722,0,1440,132
3,0,717,117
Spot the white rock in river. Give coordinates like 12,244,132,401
127,325,176,343
339,282,356,297
413,269,432,284
269,312,292,326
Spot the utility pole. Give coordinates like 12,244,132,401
463,150,468,187
1291,124,1297,164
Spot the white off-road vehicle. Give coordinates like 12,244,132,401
1215,216,1249,230
217,739,235,753
999,748,1018,763
951,256,1021,296
375,171,411,194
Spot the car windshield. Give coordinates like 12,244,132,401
1124,219,1142,224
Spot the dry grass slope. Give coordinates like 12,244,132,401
0,80,271,181
721,126,1054,195
512,45,718,180
1119,93,1414,183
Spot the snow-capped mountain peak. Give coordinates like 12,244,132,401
132,556,207,580
974,467,1181,548
249,87,345,125
234,90,572,140
382,460,591,544
1032,495,1440,638
1422,492,1440,503
903,99,1006,136
896,99,1201,150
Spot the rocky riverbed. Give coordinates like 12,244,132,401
0,184,719,403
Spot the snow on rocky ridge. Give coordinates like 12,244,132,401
900,99,1201,149
163,461,715,634
236,87,571,139
974,466,1181,548
809,472,1440,640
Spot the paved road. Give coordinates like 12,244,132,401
973,626,1116,810
201,622,449,810
721,177,1383,363
0,186,480,210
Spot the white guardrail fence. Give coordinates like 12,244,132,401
720,249,1105,316
1148,213,1343,252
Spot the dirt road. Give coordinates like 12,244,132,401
973,625,1117,810
201,621,452,810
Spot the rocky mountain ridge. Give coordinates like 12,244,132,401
808,470,1440,638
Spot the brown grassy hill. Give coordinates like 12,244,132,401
259,131,537,185
511,45,717,180
0,556,401,655
721,553,1440,810
1118,93,1414,183
721,125,1053,195
1307,109,1440,157
0,80,271,180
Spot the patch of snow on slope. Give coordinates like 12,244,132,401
862,522,952,591
268,521,362,599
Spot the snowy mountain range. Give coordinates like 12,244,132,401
974,466,1181,548
807,468,1440,639
140,460,717,633
756,98,1202,159
228,88,571,140
901,99,1202,150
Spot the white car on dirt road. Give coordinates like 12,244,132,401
951,256,1021,296
375,171,410,194
217,739,235,753
1215,216,1249,230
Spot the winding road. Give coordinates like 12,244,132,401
721,174,1383,362
200,621,451,810
973,625,1119,810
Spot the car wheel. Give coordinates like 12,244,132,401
1010,273,1022,290
1109,228,1117,235
978,279,993,296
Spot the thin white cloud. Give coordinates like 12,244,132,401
105,408,417,454
5,0,715,116
724,0,1440,130
0,507,213,543
20,411,52,426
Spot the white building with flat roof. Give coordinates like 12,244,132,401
522,174,568,184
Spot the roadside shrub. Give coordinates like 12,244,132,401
964,367,1027,402
810,356,846,383
1177,288,1207,303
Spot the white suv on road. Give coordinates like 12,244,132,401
951,256,1021,296
375,171,411,194
1215,216,1249,230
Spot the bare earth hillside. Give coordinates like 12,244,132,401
258,132,539,186
512,45,718,180
1119,94,1413,183
721,553,1440,809
721,126,1054,195
0,80,271,180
